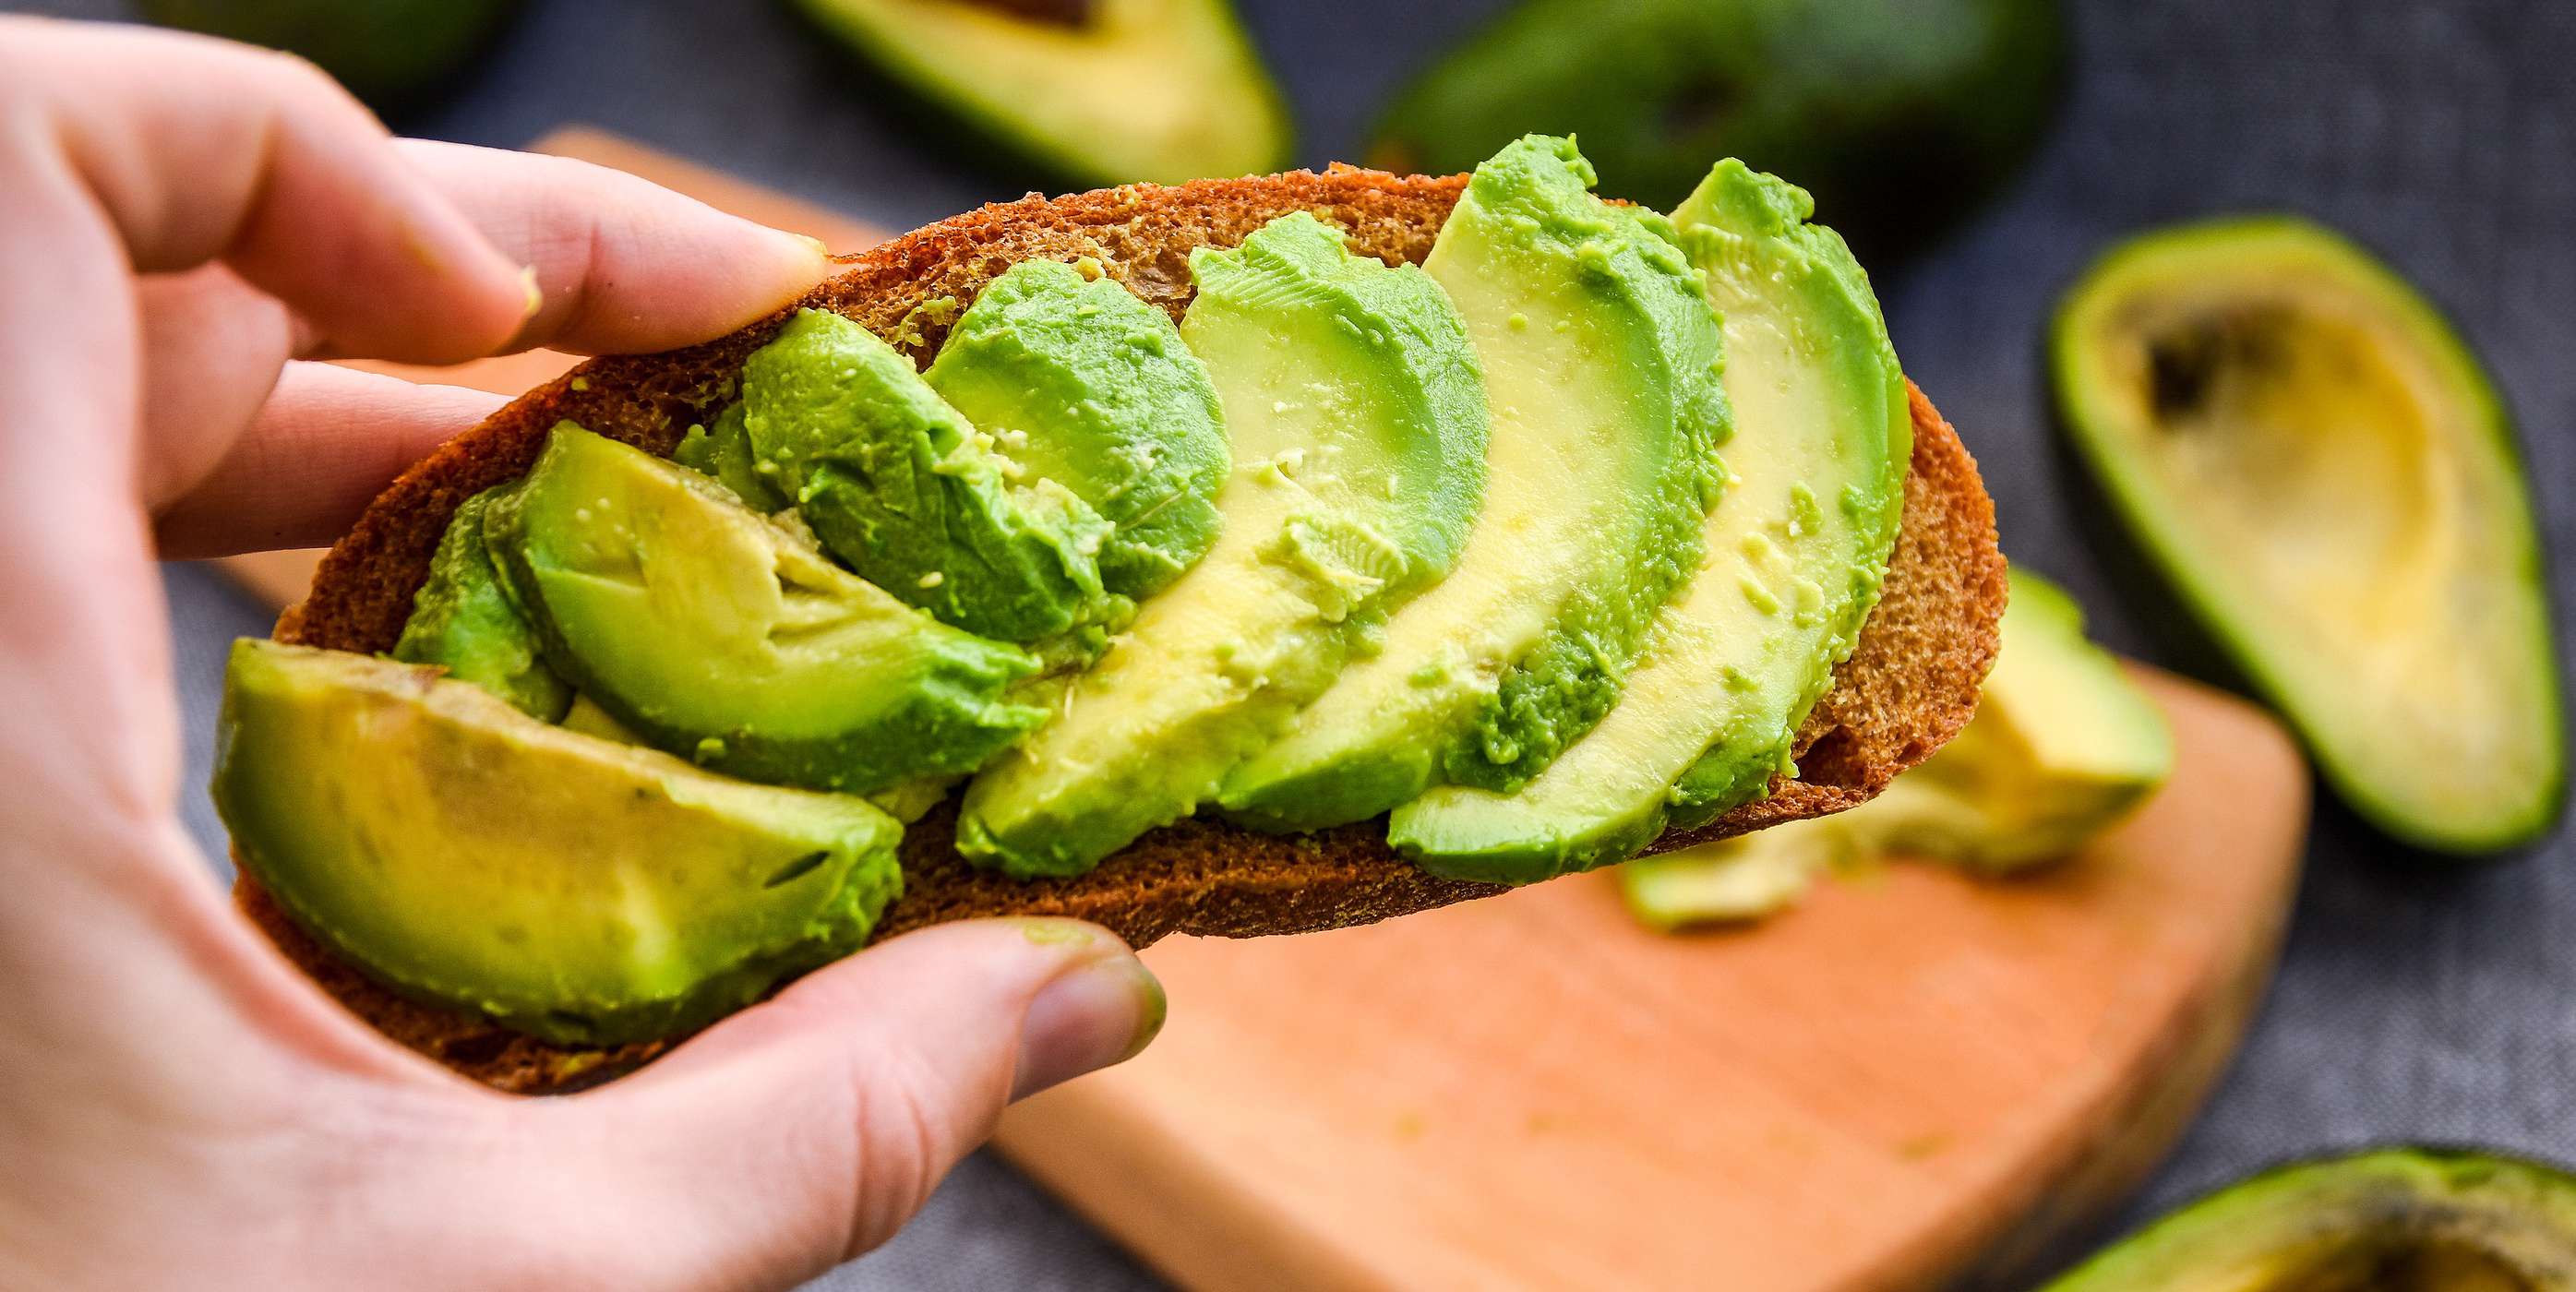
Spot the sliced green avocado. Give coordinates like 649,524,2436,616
1618,569,2175,929
1220,134,1726,831
486,422,1047,795
743,308,1115,646
2054,217,2567,854
924,257,1230,600
1389,159,1907,881
2040,1147,2576,1291
215,640,904,1047
792,0,1290,186
389,488,572,723
956,210,1488,877
673,403,790,514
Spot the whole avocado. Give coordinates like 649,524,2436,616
138,0,521,112
1372,0,2065,262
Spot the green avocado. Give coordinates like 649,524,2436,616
673,403,790,514
1220,135,1727,832
138,0,521,112
2054,217,2567,855
956,210,1488,877
791,0,1290,187
1390,159,1907,881
1618,569,2175,929
924,257,1230,600
742,308,1116,646
215,640,904,1047
1372,0,2064,262
2040,1147,2576,1291
389,488,573,723
485,422,1047,795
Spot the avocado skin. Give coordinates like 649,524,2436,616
389,488,572,723
2040,1147,2576,1291
673,403,791,514
1372,0,2063,264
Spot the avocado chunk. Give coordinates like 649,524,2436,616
673,403,790,514
1388,159,1907,881
925,257,1230,600
2054,217,2566,854
215,640,905,1047
2040,1147,2576,1291
1220,135,1727,831
790,0,1290,187
956,211,1488,877
389,488,573,723
485,422,1047,795
743,308,1115,646
1371,0,2064,262
1618,570,2175,929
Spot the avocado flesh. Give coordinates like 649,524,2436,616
1617,569,2175,928
1386,160,1903,881
486,423,1047,796
1219,134,1725,831
924,258,1231,600
956,211,1488,877
792,0,1290,186
2054,217,2566,854
673,402,790,514
2041,1148,2576,1292
215,640,905,1047
743,308,1115,647
389,488,572,723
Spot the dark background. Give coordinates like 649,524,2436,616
19,0,2574,1286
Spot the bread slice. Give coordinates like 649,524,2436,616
244,165,2007,1094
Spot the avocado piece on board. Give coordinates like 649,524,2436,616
672,403,791,514
925,257,1230,600
1619,569,2173,928
485,423,1047,795
215,640,904,1047
2054,217,2567,855
956,210,1489,877
742,308,1116,647
1220,134,1727,832
2039,1147,2576,1291
1390,159,1908,881
389,488,573,723
791,0,1290,187
1371,0,2063,263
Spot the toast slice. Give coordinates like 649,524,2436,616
243,165,2007,1094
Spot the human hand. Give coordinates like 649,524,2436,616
0,18,1163,1290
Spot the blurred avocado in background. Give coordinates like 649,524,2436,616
1372,0,2065,264
789,0,1292,186
137,0,522,113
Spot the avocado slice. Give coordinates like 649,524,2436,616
742,308,1116,646
791,0,1290,187
956,210,1489,877
1390,159,1906,880
2054,217,2567,854
1617,569,2175,928
215,640,905,1047
389,488,573,723
1220,134,1727,831
485,423,1047,796
925,257,1231,601
673,403,790,514
2040,1147,2576,1291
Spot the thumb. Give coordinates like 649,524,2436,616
530,918,1163,1290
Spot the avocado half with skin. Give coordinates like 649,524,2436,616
2043,1147,2576,1290
2054,217,2567,855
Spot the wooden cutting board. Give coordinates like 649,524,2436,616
209,134,2312,1291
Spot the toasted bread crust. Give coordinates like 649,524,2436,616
245,167,2005,1094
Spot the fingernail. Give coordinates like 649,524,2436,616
519,265,545,319
790,232,831,257
1011,952,1165,1101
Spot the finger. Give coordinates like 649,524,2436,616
527,919,1163,1288
131,266,297,510
152,363,505,559
396,140,832,357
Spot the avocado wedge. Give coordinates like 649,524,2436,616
216,640,904,1047
2042,1147,2576,1291
2054,217,2566,855
389,488,572,723
792,0,1290,186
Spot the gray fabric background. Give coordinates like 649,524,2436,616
24,0,2574,1286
